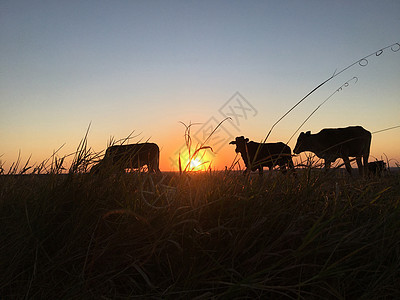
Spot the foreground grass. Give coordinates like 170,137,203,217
1,170,400,299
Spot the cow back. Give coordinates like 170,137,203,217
103,143,160,171
316,126,371,158
248,141,292,167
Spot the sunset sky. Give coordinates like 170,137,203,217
1,1,399,172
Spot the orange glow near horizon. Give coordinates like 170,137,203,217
2,136,400,174
175,147,213,172
2,122,400,173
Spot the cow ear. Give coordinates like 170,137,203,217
229,141,236,145
245,138,249,142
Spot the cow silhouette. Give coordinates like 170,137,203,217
229,136,294,175
293,126,371,175
90,143,161,174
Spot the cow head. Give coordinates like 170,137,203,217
294,131,311,154
229,136,249,154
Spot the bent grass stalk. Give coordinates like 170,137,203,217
1,135,399,298
178,118,231,173
247,43,400,174
2,41,400,296
263,41,399,144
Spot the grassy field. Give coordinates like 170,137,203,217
1,162,400,299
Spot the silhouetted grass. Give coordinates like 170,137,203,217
1,146,400,299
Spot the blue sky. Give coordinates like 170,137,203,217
1,0,399,171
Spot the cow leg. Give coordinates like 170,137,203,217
148,163,155,173
356,157,363,176
287,158,296,176
258,166,263,176
363,154,369,177
343,157,352,175
324,160,331,172
149,160,160,173
289,158,295,170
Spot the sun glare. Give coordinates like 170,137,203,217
190,157,203,169
177,148,212,172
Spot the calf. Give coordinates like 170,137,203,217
229,136,294,175
91,143,160,174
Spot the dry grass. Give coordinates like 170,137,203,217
3,43,399,298
1,146,400,299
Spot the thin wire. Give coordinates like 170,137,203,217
372,125,400,135
287,77,358,145
263,42,400,143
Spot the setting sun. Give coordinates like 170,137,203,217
177,147,212,172
186,153,211,171
190,157,202,169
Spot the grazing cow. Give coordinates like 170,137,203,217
229,136,295,175
293,126,371,175
90,143,161,174
368,160,386,176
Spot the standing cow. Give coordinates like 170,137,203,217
229,136,295,175
293,126,371,175
90,143,161,174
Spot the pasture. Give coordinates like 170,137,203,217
2,4,399,298
1,158,400,298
